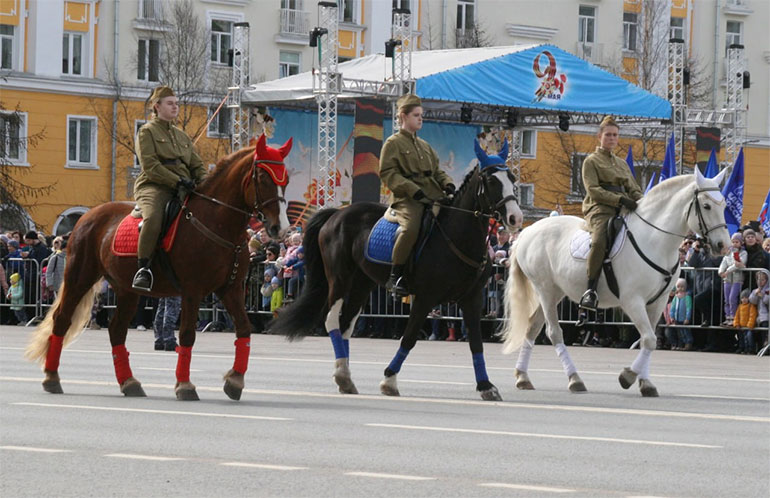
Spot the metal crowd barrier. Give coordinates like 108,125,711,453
4,257,768,354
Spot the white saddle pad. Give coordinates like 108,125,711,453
570,224,627,261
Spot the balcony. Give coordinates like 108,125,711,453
275,8,310,45
723,0,753,15
575,42,604,65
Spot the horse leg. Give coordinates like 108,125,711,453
514,305,544,390
380,297,434,397
619,301,661,397
325,298,357,394
218,286,253,401
459,297,501,401
539,290,586,392
174,296,200,401
333,275,374,394
109,291,146,397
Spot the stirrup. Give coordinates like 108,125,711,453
132,267,154,292
389,276,409,297
578,289,598,312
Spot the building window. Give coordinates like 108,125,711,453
570,153,587,195
726,21,742,53
521,130,536,158
623,12,637,51
279,51,300,78
137,39,160,82
208,106,231,138
578,5,596,44
456,0,475,31
0,111,26,164
67,116,97,166
138,0,162,20
1,24,14,70
62,32,84,75
670,17,685,41
210,19,233,64
339,0,355,23
519,183,534,207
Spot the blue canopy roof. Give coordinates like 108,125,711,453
415,44,671,120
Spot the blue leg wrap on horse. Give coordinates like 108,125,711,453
387,347,410,374
472,352,489,383
343,339,350,359
329,329,346,359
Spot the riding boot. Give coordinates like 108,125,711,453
132,258,153,292
576,278,598,327
385,264,408,297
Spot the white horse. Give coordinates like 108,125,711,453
500,168,730,397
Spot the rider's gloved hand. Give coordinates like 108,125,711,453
176,177,196,191
619,197,637,211
443,183,456,196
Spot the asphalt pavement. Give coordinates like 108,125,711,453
1,325,768,498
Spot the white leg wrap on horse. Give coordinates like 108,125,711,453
515,339,534,372
630,348,653,380
324,299,344,333
554,343,577,377
342,310,361,340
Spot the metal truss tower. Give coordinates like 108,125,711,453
724,45,746,169
229,22,250,152
506,129,522,194
314,1,340,208
667,39,685,171
390,7,414,133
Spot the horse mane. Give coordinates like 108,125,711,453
199,146,254,189
453,167,480,200
641,175,693,205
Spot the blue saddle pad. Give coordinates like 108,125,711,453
365,217,399,265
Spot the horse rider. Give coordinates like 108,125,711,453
578,115,642,324
132,85,207,292
379,94,455,296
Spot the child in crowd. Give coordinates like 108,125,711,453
718,232,747,325
6,273,26,324
748,271,769,352
669,278,693,351
261,267,276,310
733,289,757,354
663,288,676,350
270,276,284,317
283,246,305,301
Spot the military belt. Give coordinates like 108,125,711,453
600,184,625,193
160,158,179,166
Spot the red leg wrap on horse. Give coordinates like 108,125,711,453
175,345,193,383
111,345,133,385
45,335,64,372
233,337,250,374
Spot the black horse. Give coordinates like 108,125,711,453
269,164,523,400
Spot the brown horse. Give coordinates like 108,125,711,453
25,134,291,401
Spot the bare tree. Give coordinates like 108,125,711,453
0,103,55,231
455,21,493,48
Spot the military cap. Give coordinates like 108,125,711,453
149,85,175,103
397,94,422,112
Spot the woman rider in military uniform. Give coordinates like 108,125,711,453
379,94,455,296
577,115,643,325
132,86,207,291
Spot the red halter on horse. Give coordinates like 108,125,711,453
25,134,292,402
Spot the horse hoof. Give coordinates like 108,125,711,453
42,371,63,394
379,376,400,397
618,367,637,390
175,382,199,401
514,369,535,390
480,386,502,401
333,373,358,394
121,377,147,397
223,369,244,401
568,373,587,393
639,379,659,397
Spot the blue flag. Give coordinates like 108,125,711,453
703,148,718,178
721,148,745,235
644,172,656,194
759,189,770,236
659,133,677,183
625,145,635,178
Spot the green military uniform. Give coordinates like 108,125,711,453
135,117,206,259
581,146,643,279
380,128,452,265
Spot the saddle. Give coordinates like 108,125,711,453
112,197,185,257
569,214,626,298
364,207,436,274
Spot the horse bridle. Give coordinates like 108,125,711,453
440,168,518,225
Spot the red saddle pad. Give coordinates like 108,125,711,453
111,211,183,257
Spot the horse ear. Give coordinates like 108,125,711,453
712,166,729,187
256,134,267,158
499,138,509,162
474,138,488,163
694,163,706,188
278,137,293,158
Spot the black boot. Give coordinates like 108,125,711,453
385,264,408,297
576,279,598,327
132,258,153,292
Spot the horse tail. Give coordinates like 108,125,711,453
270,208,338,341
500,241,540,354
24,279,102,366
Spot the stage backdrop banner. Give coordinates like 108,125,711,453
352,99,385,203
696,127,720,173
